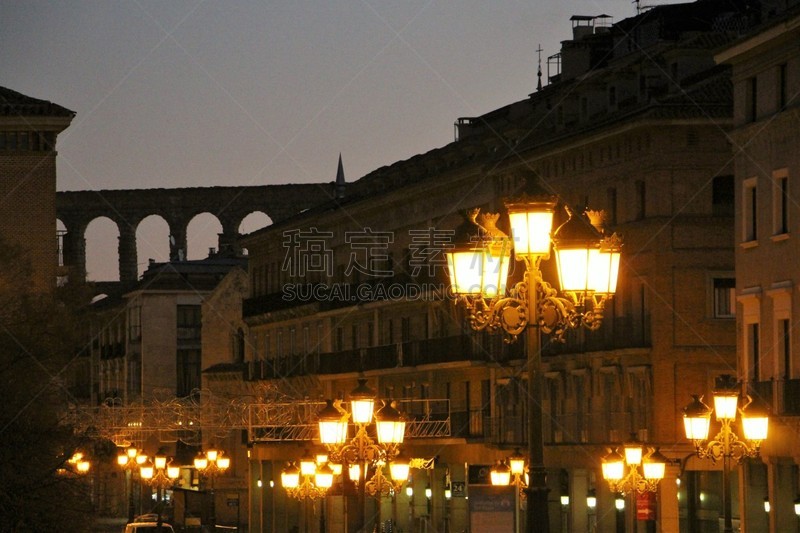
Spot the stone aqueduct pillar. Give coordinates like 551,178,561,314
61,221,87,282
118,224,138,283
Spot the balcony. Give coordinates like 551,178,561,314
244,334,525,381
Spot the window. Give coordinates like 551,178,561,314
712,175,734,216
177,305,201,340
177,349,201,397
779,63,787,110
401,317,411,343
127,360,141,399
335,327,343,352
747,76,758,122
780,319,791,379
773,170,789,235
713,277,735,318
128,306,142,341
629,367,652,440
634,180,646,220
743,177,758,242
607,187,618,225
749,323,760,382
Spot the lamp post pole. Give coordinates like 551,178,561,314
525,265,548,533
722,431,732,533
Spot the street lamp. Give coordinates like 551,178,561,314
601,439,666,533
600,439,667,495
446,187,621,533
194,447,231,529
281,454,336,533
139,452,180,504
683,374,769,533
586,490,597,533
118,446,147,521
68,451,91,474
58,451,91,477
490,453,528,533
317,380,408,531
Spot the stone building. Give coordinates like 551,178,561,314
716,4,800,531
0,86,73,291
229,2,755,531
84,254,247,520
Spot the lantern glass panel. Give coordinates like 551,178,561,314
446,249,485,296
683,414,711,440
281,470,299,489
713,393,739,421
742,414,769,441
350,398,375,425
376,419,406,445
555,247,595,294
508,210,554,258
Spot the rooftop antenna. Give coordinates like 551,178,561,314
536,43,543,91
633,0,655,15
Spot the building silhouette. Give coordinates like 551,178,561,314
0,87,73,291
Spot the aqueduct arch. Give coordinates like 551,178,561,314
56,184,334,284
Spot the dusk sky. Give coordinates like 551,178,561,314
1,1,671,279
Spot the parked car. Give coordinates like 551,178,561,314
123,521,175,533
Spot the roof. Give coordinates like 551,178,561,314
127,255,248,293
0,86,75,117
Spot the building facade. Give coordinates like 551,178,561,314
230,2,754,531
717,5,800,531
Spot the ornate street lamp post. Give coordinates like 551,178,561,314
67,451,92,474
601,437,666,532
317,380,409,531
446,187,621,533
281,453,335,533
194,447,230,529
490,451,528,533
117,446,147,521
140,452,180,509
683,374,769,533
600,439,667,495
58,451,92,477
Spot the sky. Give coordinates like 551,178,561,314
1,0,661,279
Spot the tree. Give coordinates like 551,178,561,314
0,237,96,532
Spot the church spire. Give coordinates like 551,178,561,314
335,153,346,200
